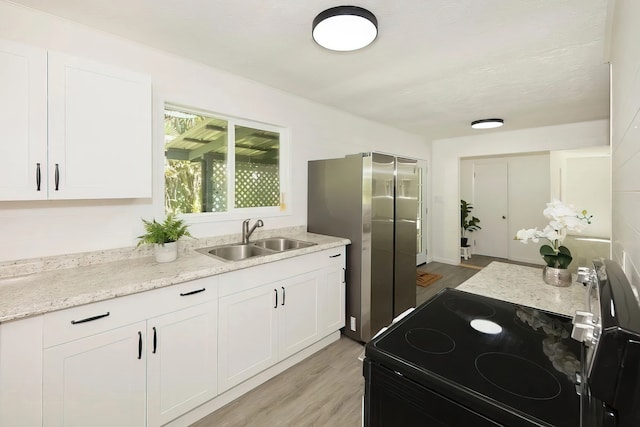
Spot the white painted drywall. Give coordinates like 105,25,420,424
609,1,640,292
0,2,428,262
431,120,609,265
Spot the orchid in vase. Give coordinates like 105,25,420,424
515,200,593,269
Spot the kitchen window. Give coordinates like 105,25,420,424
164,106,287,216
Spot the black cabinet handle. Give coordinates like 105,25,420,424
70,312,110,325
137,331,142,359
36,163,41,191
54,163,60,191
342,267,346,284
329,253,342,258
152,327,157,354
281,286,285,306
180,288,206,296
274,288,278,308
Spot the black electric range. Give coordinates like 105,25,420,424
363,260,640,427
364,288,581,426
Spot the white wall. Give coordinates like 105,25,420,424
609,1,640,292
549,146,611,239
431,120,609,265
0,2,428,263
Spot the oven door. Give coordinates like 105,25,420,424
364,359,502,427
581,384,617,427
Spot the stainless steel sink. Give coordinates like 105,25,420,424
197,243,275,261
253,237,317,251
197,237,316,262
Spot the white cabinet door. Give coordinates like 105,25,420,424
278,271,321,359
0,316,44,427
43,322,147,427
47,52,152,199
218,284,278,392
147,301,218,427
321,265,346,335
0,40,47,200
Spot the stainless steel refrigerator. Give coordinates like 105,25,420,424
308,152,418,342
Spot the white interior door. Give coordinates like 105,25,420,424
472,163,509,258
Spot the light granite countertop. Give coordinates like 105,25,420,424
457,261,587,316
0,231,350,323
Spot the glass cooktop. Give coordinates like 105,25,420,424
365,288,582,426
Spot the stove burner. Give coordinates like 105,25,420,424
443,297,496,319
475,352,562,400
405,328,456,354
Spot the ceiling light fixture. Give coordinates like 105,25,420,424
312,6,378,52
471,118,504,129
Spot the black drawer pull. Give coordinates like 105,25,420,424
152,327,157,354
54,163,60,191
138,331,142,359
71,312,110,324
36,163,41,191
329,253,342,258
180,288,206,296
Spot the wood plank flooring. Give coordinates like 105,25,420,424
191,256,528,427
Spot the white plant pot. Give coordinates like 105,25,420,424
154,242,178,263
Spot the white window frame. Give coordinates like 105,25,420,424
163,103,291,224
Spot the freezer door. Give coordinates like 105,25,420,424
369,153,395,338
394,157,418,316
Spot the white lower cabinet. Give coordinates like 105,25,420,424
43,322,148,427
41,278,218,427
218,284,279,391
218,248,346,393
321,264,347,335
147,301,218,427
7,246,345,426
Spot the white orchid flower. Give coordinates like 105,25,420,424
514,199,592,268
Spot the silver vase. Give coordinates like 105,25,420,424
542,266,572,287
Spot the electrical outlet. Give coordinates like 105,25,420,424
350,316,356,331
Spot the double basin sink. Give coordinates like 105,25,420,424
197,237,317,262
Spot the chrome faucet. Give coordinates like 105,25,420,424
242,218,264,244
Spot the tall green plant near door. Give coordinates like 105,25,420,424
461,199,481,247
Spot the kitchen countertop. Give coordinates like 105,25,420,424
0,231,350,323
457,261,587,316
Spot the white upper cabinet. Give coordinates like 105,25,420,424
0,39,152,201
47,52,152,199
0,40,47,200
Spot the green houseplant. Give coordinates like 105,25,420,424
460,199,481,247
137,213,192,262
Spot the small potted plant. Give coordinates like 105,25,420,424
460,199,481,247
515,199,592,286
137,213,192,263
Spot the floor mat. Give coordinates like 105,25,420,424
416,271,443,287
459,263,484,270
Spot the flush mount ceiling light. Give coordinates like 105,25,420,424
312,6,378,51
471,118,504,129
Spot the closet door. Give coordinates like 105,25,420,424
473,162,508,258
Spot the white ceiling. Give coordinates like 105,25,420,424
10,0,612,140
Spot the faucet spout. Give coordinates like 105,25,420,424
242,218,264,244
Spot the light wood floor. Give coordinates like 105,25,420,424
191,255,529,427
